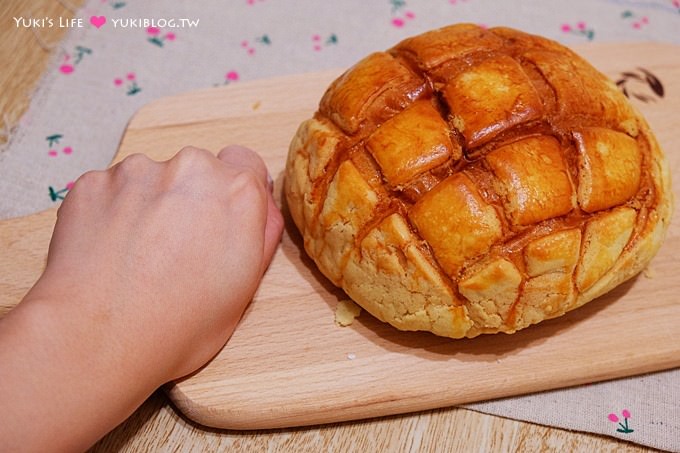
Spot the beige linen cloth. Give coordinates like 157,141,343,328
1,0,678,450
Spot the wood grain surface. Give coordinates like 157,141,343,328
0,3,666,449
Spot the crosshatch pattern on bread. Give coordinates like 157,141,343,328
284,24,673,338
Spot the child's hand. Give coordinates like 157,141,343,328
37,145,283,381
0,145,284,451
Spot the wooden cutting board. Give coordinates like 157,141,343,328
1,43,679,430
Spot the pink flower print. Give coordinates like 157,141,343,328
561,21,594,40
214,70,241,87
49,182,74,201
241,40,256,55
46,134,74,157
148,28,177,47
389,0,415,27
59,46,91,75
622,10,650,29
391,12,415,28
391,11,415,28
312,33,338,51
114,72,141,95
59,53,74,74
608,409,634,434
242,36,270,55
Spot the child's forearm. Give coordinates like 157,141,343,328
0,146,283,451
0,293,162,452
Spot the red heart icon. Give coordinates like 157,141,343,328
90,15,106,29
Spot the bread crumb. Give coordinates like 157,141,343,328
252,100,261,111
643,266,655,279
335,299,362,327
347,353,356,360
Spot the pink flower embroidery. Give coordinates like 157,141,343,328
148,28,177,47
391,11,415,28
622,10,650,29
608,409,634,433
45,134,73,157
311,33,338,51
561,21,594,40
49,181,75,201
59,45,92,75
242,36,270,55
114,73,141,95
215,70,240,87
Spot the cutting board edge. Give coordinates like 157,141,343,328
167,354,680,431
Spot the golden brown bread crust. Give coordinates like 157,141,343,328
284,24,673,338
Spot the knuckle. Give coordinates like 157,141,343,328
74,169,105,188
176,146,212,162
58,170,106,216
173,147,215,174
116,153,153,174
231,168,265,199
